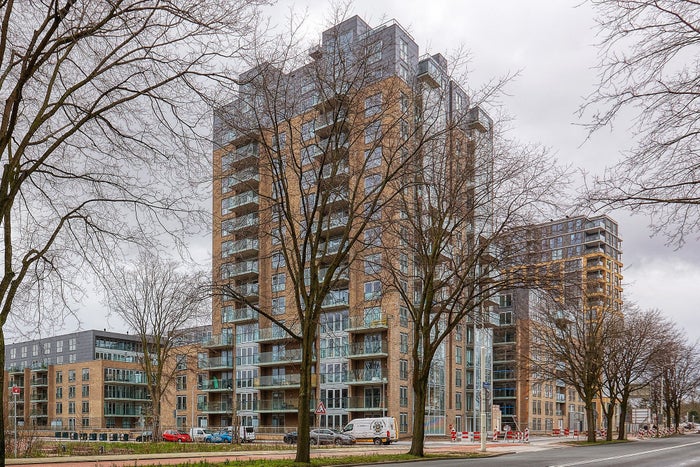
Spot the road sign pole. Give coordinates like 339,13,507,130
14,391,18,458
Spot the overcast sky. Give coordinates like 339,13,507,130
59,0,700,342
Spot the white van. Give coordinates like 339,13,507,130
342,417,398,445
226,425,256,443
189,427,210,442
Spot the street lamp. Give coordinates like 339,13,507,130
382,378,387,417
480,345,486,453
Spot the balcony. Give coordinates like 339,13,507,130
258,348,309,366
223,191,259,214
104,374,148,384
257,324,302,343
467,106,492,133
347,341,389,359
199,378,234,392
198,401,233,414
417,55,442,88
347,314,388,333
202,333,234,349
222,213,259,235
30,392,48,402
221,238,259,258
227,142,259,165
222,167,260,191
30,377,48,387
584,233,606,245
321,289,349,310
221,260,259,280
346,396,384,412
255,374,317,389
315,110,348,138
317,137,350,160
103,406,145,417
345,369,387,385
319,345,349,359
198,356,233,370
222,306,258,324
257,399,302,413
229,282,259,299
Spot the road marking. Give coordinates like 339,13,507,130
551,440,700,467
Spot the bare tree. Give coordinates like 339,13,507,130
530,291,621,442
584,0,700,247
103,251,208,440
0,1,264,461
599,306,671,440
658,337,700,429
378,118,566,454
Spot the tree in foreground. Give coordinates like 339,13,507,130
103,252,208,440
599,306,671,440
584,0,700,246
0,1,264,462
657,335,700,429
530,290,620,442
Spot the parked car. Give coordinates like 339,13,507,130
135,431,153,442
204,431,233,443
283,431,298,444
310,428,356,445
162,430,192,442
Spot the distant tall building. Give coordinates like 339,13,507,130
209,15,495,436
494,215,623,433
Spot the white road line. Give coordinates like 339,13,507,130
550,440,700,467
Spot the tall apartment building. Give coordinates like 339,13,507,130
210,15,495,436
4,328,210,433
494,215,623,433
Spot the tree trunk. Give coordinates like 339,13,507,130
1,329,6,466
294,319,315,464
408,373,428,456
586,402,597,442
617,397,629,441
605,406,614,441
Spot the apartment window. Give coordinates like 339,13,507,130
68,370,76,382
68,401,76,414
456,369,462,388
399,38,409,62
499,311,513,325
272,273,286,292
69,354,76,363
9,348,15,359
364,281,381,301
399,307,409,327
56,371,63,384
400,333,408,354
82,368,89,381
398,65,410,83
177,375,187,391
400,386,408,407
399,359,408,380
69,338,76,351
21,346,27,358
364,226,381,247
82,401,89,414
32,344,38,357
177,396,187,411
81,385,89,397
499,294,512,308
364,147,382,168
456,346,462,365
68,386,76,398
364,174,381,195
399,253,408,274
56,387,63,399
176,354,187,371
272,251,286,269
56,402,63,414
272,131,286,150
364,121,381,144
400,413,408,433
456,392,462,410
455,325,463,342
272,297,286,315
364,253,381,275
367,40,382,64
302,121,315,141
43,342,51,355
364,93,382,117
82,418,90,428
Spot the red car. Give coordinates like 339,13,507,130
162,430,192,442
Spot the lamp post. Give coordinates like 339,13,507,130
480,345,486,453
382,378,387,417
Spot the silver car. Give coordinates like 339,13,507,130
309,428,356,445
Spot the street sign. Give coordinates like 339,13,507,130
482,382,490,389
11,386,19,395
315,401,326,415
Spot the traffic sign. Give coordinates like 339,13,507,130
11,386,19,395
315,401,326,415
